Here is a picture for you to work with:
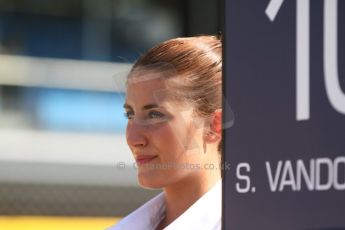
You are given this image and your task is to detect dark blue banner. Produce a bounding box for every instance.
[224,0,345,229]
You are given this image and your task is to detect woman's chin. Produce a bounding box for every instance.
[137,172,164,189]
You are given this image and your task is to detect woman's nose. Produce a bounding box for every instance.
[126,123,148,148]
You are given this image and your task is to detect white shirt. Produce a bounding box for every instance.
[106,180,222,230]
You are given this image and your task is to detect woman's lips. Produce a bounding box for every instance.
[135,155,158,165]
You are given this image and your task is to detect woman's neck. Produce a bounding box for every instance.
[160,170,221,228]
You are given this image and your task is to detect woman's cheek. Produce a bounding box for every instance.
[151,124,175,145]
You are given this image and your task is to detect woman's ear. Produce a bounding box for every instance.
[204,109,222,143]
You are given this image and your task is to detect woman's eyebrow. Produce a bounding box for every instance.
[142,104,159,110]
[123,103,160,111]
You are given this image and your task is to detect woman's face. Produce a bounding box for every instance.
[124,71,207,188]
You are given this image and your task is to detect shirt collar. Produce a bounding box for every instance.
[107,179,222,230]
[108,191,165,230]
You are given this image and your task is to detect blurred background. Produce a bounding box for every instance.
[0,0,222,229]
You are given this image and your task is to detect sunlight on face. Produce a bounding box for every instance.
[124,71,207,189]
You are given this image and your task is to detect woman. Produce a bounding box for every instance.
[108,35,223,230]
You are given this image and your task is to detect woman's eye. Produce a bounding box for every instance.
[148,111,165,119]
[124,111,134,119]
[124,110,166,122]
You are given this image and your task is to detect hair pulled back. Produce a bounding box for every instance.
[130,35,222,152]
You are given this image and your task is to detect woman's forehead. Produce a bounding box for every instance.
[125,82,190,111]
[126,79,171,105]
[126,69,192,109]
[127,76,168,95]
[127,70,162,84]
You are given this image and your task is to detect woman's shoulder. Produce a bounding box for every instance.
[106,192,165,230]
